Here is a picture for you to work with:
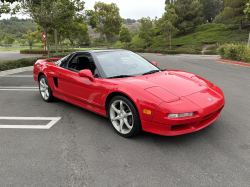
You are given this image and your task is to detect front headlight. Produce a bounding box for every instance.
[168,112,194,118]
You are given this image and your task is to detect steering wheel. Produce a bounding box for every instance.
[126,64,138,73]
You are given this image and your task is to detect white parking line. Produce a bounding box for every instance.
[3,75,33,77]
[0,86,38,91]
[0,87,38,88]
[0,117,61,129]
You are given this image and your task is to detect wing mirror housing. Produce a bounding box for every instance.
[152,61,157,67]
[79,69,94,81]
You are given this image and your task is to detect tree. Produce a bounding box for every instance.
[3,34,14,47]
[119,26,132,49]
[167,0,203,34]
[139,17,155,50]
[0,0,19,17]
[199,0,225,23]
[23,30,36,49]
[21,0,85,57]
[214,0,248,30]
[156,5,178,50]
[94,2,123,49]
[62,18,88,49]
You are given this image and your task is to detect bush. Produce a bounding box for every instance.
[165,50,181,54]
[218,43,250,63]
[20,48,78,54]
[204,50,218,55]
[207,45,218,51]
[0,53,69,72]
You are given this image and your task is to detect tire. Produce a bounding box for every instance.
[39,75,54,102]
[108,95,141,138]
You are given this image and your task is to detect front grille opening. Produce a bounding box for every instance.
[171,124,185,129]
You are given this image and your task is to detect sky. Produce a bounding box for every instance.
[0,0,165,20]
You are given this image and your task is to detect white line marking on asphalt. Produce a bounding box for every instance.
[0,117,61,129]
[3,75,33,77]
[0,87,38,88]
[0,89,38,91]
[0,86,38,91]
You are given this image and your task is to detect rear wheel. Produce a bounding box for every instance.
[39,75,53,102]
[108,96,141,138]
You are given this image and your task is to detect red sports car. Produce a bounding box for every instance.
[33,50,225,137]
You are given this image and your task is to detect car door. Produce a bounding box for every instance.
[57,53,104,114]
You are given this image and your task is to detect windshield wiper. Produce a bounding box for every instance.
[107,75,133,79]
[142,70,160,75]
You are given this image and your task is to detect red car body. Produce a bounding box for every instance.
[33,51,225,136]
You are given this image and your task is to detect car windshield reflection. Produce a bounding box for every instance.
[95,51,160,78]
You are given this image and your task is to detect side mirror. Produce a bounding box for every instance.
[79,69,94,81]
[152,61,157,67]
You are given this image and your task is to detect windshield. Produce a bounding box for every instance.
[95,51,159,78]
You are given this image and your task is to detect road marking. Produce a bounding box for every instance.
[3,75,33,77]
[0,89,38,91]
[0,117,61,129]
[0,86,38,91]
[0,87,38,88]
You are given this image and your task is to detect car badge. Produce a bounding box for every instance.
[207,98,213,101]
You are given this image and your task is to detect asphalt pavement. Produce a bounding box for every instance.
[0,54,250,187]
[0,51,42,62]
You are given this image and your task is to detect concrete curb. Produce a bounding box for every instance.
[0,66,33,77]
[19,53,44,55]
[216,59,250,68]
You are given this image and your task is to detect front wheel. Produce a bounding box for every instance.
[39,75,54,102]
[108,96,141,138]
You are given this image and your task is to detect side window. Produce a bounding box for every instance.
[67,54,101,78]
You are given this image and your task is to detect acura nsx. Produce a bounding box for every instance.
[33,50,225,137]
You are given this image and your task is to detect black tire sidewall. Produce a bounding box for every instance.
[108,95,141,138]
[39,75,53,102]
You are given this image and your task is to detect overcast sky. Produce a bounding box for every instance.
[0,0,165,20]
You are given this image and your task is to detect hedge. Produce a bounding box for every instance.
[218,43,250,63]
[128,48,202,55]
[20,48,78,54]
[0,53,70,72]
[203,50,218,55]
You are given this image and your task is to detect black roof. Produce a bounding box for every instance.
[75,49,128,54]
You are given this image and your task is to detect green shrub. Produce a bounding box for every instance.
[165,50,181,54]
[90,42,107,47]
[207,45,218,51]
[204,50,218,55]
[218,43,250,63]
[20,48,78,54]
[0,53,69,71]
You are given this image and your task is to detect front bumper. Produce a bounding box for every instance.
[141,106,223,136]
[141,87,225,136]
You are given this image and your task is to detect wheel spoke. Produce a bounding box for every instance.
[124,112,132,117]
[124,118,132,130]
[120,101,124,112]
[111,116,121,122]
[40,81,44,87]
[111,104,120,114]
[45,90,49,97]
[40,88,46,92]
[119,119,124,132]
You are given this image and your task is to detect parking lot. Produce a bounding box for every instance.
[0,54,250,187]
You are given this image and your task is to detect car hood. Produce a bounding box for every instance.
[121,71,209,97]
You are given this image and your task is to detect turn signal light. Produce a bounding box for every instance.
[143,109,152,115]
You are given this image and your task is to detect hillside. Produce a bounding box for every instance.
[112,23,250,54]
[0,17,36,39]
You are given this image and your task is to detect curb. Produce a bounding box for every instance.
[0,66,34,77]
[19,53,44,55]
[216,59,250,68]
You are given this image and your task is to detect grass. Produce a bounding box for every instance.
[111,23,250,54]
